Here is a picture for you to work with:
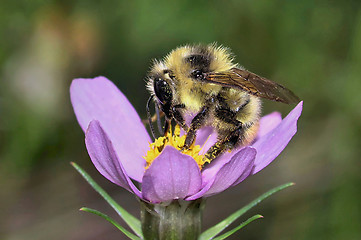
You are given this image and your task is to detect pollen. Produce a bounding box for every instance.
[143,125,205,169]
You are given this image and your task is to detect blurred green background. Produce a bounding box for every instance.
[1,0,360,239]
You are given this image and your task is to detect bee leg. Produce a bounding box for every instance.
[203,141,226,164]
[184,105,211,149]
[204,125,244,164]
[146,95,157,139]
[163,118,171,135]
[172,104,188,131]
[204,108,244,164]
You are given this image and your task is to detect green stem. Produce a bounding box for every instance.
[140,199,205,240]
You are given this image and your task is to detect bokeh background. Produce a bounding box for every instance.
[1,0,360,239]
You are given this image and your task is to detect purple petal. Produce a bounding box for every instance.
[142,146,202,203]
[85,120,141,198]
[257,112,282,138]
[251,101,303,174]
[187,147,256,200]
[200,150,237,187]
[194,127,217,148]
[70,77,150,182]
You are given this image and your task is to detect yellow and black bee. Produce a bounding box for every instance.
[146,44,299,164]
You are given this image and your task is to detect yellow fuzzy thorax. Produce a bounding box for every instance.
[146,44,240,106]
[164,44,239,113]
[164,44,238,72]
[143,125,205,169]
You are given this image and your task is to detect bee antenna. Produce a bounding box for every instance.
[146,95,156,140]
[154,101,163,135]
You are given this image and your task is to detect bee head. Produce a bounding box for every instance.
[146,60,174,119]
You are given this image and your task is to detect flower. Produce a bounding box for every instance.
[70,76,302,203]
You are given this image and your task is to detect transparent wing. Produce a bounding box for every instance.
[205,68,300,104]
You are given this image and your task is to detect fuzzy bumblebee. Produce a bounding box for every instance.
[146,44,299,164]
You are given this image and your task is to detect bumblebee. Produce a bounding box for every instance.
[146,44,299,164]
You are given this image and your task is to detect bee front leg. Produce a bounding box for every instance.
[184,105,211,149]
[172,104,188,131]
[163,118,171,135]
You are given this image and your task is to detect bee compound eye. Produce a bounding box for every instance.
[154,78,172,104]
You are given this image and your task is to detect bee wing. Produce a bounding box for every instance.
[205,68,300,104]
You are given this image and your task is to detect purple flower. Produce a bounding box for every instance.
[70,76,302,203]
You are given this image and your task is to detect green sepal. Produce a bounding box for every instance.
[71,162,142,238]
[80,207,141,240]
[199,182,294,240]
[212,214,263,240]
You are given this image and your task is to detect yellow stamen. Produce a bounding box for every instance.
[143,125,205,169]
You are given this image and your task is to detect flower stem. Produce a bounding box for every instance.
[140,199,205,240]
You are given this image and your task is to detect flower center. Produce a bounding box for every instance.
[143,125,204,169]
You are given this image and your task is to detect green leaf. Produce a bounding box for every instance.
[80,207,141,240]
[199,182,294,240]
[212,215,263,240]
[71,162,142,238]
